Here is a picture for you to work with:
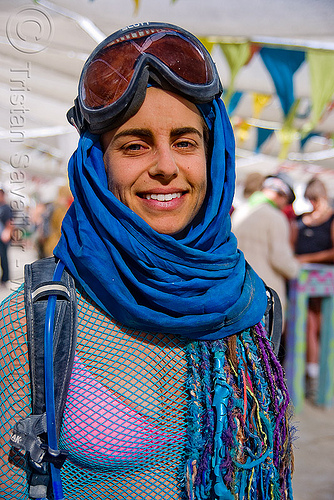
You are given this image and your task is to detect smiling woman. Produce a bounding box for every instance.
[101,88,207,235]
[1,22,294,500]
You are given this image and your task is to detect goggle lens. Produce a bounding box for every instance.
[82,29,214,109]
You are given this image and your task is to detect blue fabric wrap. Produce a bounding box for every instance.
[54,98,267,340]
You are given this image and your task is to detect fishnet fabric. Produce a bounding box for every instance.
[0,286,188,499]
[0,285,30,499]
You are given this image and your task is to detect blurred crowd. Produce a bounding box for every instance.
[29,185,73,260]
[0,185,72,287]
[232,172,334,403]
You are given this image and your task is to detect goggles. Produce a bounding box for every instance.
[67,22,223,134]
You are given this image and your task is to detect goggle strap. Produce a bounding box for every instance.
[67,98,85,134]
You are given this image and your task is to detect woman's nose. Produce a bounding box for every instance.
[148,148,179,180]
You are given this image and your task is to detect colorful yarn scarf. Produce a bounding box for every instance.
[183,323,294,500]
[54,98,267,340]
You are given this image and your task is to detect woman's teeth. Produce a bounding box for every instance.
[144,193,182,201]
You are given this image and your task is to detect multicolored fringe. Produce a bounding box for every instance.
[182,323,294,500]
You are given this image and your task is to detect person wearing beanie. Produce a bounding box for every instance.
[232,172,299,318]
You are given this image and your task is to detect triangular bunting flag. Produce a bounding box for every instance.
[228,91,243,116]
[276,99,300,158]
[302,49,334,135]
[252,93,272,119]
[255,128,274,153]
[220,43,251,105]
[199,37,215,54]
[260,47,305,117]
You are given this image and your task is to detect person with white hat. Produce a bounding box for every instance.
[232,173,299,317]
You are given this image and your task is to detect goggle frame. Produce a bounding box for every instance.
[67,22,223,134]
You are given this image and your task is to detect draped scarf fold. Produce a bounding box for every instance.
[54,98,267,340]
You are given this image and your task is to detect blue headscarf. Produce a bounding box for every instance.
[54,98,267,340]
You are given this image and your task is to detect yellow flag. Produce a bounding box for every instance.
[276,126,299,159]
[219,43,251,105]
[199,37,215,54]
[277,100,300,158]
[302,49,334,136]
[252,93,271,119]
[132,0,140,13]
[235,119,251,144]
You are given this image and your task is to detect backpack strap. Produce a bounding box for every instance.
[264,286,283,356]
[9,257,77,499]
[24,257,78,431]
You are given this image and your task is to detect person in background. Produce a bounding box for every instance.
[32,186,73,259]
[230,172,265,216]
[242,171,265,199]
[42,185,73,258]
[0,189,12,286]
[292,176,334,401]
[232,173,299,318]
[0,23,294,500]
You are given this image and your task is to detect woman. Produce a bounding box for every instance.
[0,23,294,500]
[293,177,334,400]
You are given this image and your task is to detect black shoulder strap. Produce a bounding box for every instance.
[9,257,77,499]
[24,256,78,436]
[264,286,283,356]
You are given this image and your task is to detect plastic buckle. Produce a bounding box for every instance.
[40,444,68,469]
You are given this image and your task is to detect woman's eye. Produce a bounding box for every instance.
[122,142,146,153]
[175,140,193,149]
[126,143,143,151]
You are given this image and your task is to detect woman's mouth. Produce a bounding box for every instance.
[142,192,182,202]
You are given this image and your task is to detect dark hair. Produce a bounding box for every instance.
[304,177,327,201]
[201,117,210,157]
[243,172,265,198]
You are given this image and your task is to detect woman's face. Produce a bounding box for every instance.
[101,87,207,235]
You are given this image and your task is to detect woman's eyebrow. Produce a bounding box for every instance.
[170,127,203,139]
[112,127,203,143]
[113,128,153,141]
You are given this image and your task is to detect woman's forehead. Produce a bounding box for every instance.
[101,87,205,147]
[125,87,202,125]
